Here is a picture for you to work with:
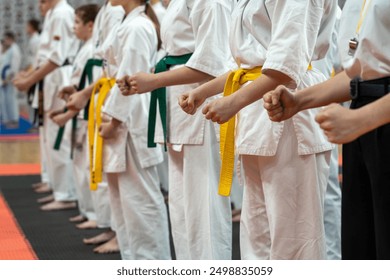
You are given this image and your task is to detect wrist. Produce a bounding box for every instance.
[152,73,161,89]
[82,87,92,98]
[360,106,379,134]
[111,118,122,127]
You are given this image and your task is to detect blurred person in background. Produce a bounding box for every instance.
[0,32,22,129]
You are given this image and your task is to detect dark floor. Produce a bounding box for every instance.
[0,175,240,260]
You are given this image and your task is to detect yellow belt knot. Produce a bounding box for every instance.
[88,77,116,191]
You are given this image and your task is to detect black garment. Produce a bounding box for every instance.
[342,91,390,259]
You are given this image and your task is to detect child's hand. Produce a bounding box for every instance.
[202,95,239,124]
[13,76,34,92]
[59,85,77,101]
[263,85,298,122]
[117,76,132,96]
[52,112,70,127]
[48,108,65,120]
[178,90,206,115]
[67,91,89,111]
[126,72,158,95]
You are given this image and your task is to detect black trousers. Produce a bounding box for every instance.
[342,96,390,259]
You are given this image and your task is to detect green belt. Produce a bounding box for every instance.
[147,53,193,151]
[54,59,103,154]
[81,59,104,120]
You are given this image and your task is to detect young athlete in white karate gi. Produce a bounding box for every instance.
[118,0,234,260]
[0,32,21,128]
[14,0,79,211]
[264,0,390,260]
[50,4,100,229]
[180,0,337,259]
[65,1,125,254]
[98,0,171,260]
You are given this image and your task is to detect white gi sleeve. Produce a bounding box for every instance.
[46,14,74,66]
[103,22,156,124]
[186,0,233,77]
[262,0,326,86]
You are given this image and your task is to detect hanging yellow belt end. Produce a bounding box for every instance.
[90,183,98,191]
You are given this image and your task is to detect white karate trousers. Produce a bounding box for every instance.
[72,123,96,221]
[324,147,341,259]
[107,139,171,260]
[90,179,112,228]
[240,120,330,260]
[168,121,232,260]
[43,112,77,201]
[39,126,50,184]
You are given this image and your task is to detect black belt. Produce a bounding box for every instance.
[28,80,44,127]
[350,76,390,100]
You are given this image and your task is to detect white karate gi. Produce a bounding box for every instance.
[69,39,96,221]
[102,5,170,260]
[0,43,21,123]
[35,0,79,202]
[27,32,40,70]
[155,0,234,260]
[26,32,50,186]
[152,1,166,24]
[152,0,169,193]
[230,0,336,260]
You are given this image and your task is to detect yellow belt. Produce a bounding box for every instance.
[88,77,116,191]
[218,64,313,196]
[218,67,262,196]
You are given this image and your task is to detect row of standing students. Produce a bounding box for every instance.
[16,0,386,260]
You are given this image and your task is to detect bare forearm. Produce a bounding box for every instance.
[65,109,79,118]
[233,70,292,109]
[154,66,214,88]
[297,71,351,111]
[29,61,59,83]
[82,84,94,98]
[192,71,231,99]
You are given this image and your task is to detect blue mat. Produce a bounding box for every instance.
[0,117,33,135]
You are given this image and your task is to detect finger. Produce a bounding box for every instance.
[315,109,328,124]
[263,101,279,110]
[323,130,338,144]
[179,94,188,103]
[187,96,195,110]
[131,87,138,94]
[217,118,227,124]
[272,89,282,106]
[267,106,283,117]
[318,120,333,131]
[189,107,197,115]
[178,95,186,106]
[269,112,284,122]
[263,93,272,104]
[180,100,188,109]
[205,111,215,120]
[211,116,219,123]
[202,104,210,115]
[126,75,133,84]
